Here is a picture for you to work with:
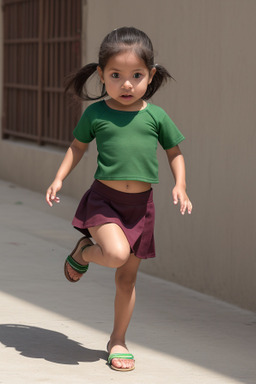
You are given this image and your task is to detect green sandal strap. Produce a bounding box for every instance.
[66,254,89,274]
[108,353,134,364]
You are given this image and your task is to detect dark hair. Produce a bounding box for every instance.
[65,27,173,100]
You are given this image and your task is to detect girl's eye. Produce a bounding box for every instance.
[111,73,119,79]
[134,73,142,79]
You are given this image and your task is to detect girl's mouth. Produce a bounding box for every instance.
[121,94,133,99]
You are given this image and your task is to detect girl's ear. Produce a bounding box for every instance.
[148,67,157,84]
[97,66,104,83]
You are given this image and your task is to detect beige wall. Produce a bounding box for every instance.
[1,0,256,311]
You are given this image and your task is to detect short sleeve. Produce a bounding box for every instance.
[73,106,95,143]
[158,111,185,150]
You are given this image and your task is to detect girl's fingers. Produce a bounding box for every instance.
[46,192,53,206]
[181,199,192,215]
[172,188,192,215]
[46,180,62,207]
[46,188,60,206]
[188,201,193,214]
[46,196,52,207]
[172,191,178,205]
[176,196,193,215]
[180,198,187,215]
[174,192,186,214]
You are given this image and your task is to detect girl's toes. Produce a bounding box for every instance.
[112,358,134,370]
[123,359,134,370]
[121,359,128,369]
[66,263,83,281]
[127,359,135,370]
[112,358,122,369]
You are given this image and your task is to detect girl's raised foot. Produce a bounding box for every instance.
[64,237,93,282]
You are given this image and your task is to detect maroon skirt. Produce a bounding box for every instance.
[72,180,155,259]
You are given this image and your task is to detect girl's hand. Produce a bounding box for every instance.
[46,179,62,207]
[45,139,88,207]
[172,185,192,215]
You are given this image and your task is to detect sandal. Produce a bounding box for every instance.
[108,353,135,372]
[64,237,92,282]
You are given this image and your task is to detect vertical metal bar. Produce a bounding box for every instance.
[49,0,53,141]
[2,4,7,136]
[54,1,59,141]
[67,0,71,37]
[54,0,58,39]
[37,0,44,144]
[59,2,64,140]
[42,0,48,141]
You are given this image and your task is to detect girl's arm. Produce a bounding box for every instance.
[166,145,192,215]
[46,139,88,207]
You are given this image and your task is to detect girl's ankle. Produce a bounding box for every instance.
[109,336,126,347]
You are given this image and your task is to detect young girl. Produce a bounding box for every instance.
[46,27,192,372]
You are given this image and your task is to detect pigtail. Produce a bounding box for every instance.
[143,64,174,100]
[65,63,107,101]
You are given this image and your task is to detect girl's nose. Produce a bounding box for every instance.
[122,80,133,89]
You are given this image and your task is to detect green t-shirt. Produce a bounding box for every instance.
[73,100,185,184]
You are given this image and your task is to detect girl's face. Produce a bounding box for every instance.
[97,50,156,111]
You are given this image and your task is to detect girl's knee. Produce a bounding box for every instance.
[104,244,130,268]
[115,271,137,293]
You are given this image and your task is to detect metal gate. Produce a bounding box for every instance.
[2,0,82,147]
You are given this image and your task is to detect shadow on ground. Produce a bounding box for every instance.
[0,324,107,365]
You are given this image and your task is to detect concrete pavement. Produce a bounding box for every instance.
[0,179,256,384]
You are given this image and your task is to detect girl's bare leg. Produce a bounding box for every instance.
[66,223,131,280]
[108,253,141,370]
[66,225,140,370]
